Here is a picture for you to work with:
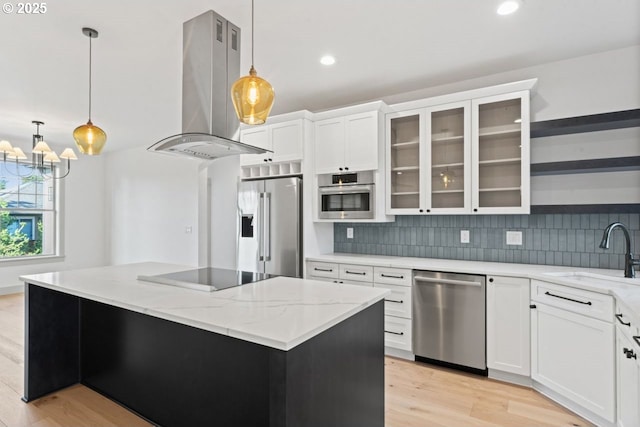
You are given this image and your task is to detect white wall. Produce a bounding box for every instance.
[383,45,640,120]
[0,150,107,292]
[104,146,199,266]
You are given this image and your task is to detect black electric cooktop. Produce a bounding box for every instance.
[137,268,275,292]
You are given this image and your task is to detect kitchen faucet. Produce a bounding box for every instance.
[599,222,640,278]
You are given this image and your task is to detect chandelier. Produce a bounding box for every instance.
[0,121,78,180]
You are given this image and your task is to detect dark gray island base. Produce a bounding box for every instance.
[23,283,385,427]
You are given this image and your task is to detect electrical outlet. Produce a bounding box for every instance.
[347,227,354,239]
[506,231,523,245]
[460,230,470,244]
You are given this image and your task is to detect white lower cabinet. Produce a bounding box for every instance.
[615,300,640,427]
[616,330,640,427]
[373,267,413,357]
[382,315,412,352]
[486,275,530,377]
[531,280,615,425]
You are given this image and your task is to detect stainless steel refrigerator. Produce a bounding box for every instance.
[237,177,302,277]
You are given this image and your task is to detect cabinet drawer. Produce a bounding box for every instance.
[375,283,411,318]
[339,264,374,283]
[531,280,613,322]
[374,267,412,287]
[384,316,412,352]
[307,262,339,279]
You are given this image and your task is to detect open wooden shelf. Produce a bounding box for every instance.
[530,108,640,138]
[531,204,640,214]
[531,156,640,176]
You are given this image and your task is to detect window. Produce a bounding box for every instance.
[0,163,57,259]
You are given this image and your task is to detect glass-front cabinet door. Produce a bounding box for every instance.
[427,101,471,213]
[386,110,425,214]
[472,91,530,214]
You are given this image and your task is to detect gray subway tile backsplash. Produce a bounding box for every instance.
[334,213,640,270]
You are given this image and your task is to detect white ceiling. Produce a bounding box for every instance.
[1,0,638,152]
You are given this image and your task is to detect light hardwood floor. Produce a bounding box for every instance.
[0,293,592,427]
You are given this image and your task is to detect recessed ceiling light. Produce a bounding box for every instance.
[320,55,336,66]
[497,0,520,15]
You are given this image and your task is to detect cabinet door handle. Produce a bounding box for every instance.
[634,336,640,347]
[384,299,404,304]
[615,313,631,326]
[381,273,404,279]
[384,330,404,336]
[624,348,637,359]
[544,291,592,306]
[314,267,333,272]
[345,270,366,275]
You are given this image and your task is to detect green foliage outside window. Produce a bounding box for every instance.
[0,179,43,257]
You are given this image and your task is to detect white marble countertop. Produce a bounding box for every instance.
[307,253,640,325]
[19,262,389,351]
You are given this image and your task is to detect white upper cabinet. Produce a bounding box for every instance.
[472,91,530,214]
[386,109,425,214]
[344,112,379,172]
[239,112,310,167]
[314,117,345,173]
[386,82,533,215]
[315,109,381,174]
[428,101,472,214]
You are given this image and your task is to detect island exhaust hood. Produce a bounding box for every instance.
[148,10,269,160]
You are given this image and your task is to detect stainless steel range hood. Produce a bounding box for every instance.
[148,10,269,160]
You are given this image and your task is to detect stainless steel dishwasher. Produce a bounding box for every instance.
[412,270,487,374]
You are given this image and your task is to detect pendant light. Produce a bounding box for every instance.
[73,27,107,155]
[231,0,275,125]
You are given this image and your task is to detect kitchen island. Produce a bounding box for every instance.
[20,263,388,427]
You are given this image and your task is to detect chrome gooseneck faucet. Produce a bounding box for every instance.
[599,222,640,278]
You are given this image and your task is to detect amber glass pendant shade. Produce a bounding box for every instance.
[231,66,275,125]
[73,120,107,155]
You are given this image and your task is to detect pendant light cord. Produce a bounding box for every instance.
[88,33,92,121]
[251,0,254,67]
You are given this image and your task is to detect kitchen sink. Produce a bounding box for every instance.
[543,271,640,288]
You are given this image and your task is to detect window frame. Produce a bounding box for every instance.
[0,161,64,263]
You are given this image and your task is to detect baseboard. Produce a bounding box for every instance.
[385,347,414,361]
[533,381,615,427]
[488,369,532,387]
[0,284,23,296]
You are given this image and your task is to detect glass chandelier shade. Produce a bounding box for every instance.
[73,120,107,155]
[230,0,275,125]
[231,66,275,125]
[73,27,107,155]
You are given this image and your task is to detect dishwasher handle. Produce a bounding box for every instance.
[414,275,483,287]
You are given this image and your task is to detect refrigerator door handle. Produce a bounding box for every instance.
[264,192,271,262]
[258,193,265,261]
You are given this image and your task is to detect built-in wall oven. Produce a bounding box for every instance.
[318,172,374,220]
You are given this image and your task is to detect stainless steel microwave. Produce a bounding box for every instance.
[318,172,375,220]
